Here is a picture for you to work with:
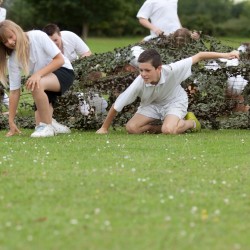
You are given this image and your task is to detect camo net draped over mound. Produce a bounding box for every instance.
[1,34,250,130]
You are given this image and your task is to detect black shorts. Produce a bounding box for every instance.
[34,67,75,109]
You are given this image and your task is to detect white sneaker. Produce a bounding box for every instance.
[31,123,55,138]
[52,118,71,134]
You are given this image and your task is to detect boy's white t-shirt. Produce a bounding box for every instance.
[8,30,73,91]
[61,31,90,62]
[114,57,192,112]
[137,0,181,38]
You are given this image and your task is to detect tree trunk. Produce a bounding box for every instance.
[81,22,89,40]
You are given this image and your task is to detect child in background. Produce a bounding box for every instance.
[43,23,92,62]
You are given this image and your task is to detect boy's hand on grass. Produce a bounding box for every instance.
[96,127,108,134]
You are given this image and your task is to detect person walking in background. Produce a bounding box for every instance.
[137,0,182,42]
[43,23,92,62]
[96,48,239,135]
[0,20,75,137]
[0,0,6,22]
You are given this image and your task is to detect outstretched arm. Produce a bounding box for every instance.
[192,50,239,65]
[96,105,118,134]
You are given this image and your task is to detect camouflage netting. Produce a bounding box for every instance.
[1,33,250,130]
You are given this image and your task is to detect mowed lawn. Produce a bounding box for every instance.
[0,129,250,250]
[86,36,250,53]
[0,36,250,250]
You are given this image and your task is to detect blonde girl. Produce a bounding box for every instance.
[0,20,75,137]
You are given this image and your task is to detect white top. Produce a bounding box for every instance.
[0,7,6,22]
[129,46,145,68]
[8,30,73,91]
[137,0,181,39]
[114,57,192,112]
[2,93,9,107]
[227,75,248,94]
[61,31,90,62]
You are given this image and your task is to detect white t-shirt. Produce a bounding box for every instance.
[114,57,192,112]
[8,30,73,91]
[137,0,181,40]
[0,7,6,22]
[61,31,90,62]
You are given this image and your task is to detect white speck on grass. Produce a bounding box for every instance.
[104,220,111,226]
[131,168,136,172]
[164,216,171,222]
[5,221,12,227]
[180,230,187,237]
[70,219,78,225]
[214,209,220,215]
[84,214,90,219]
[16,225,22,231]
[168,195,174,200]
[224,198,229,204]
[27,235,33,241]
[233,243,241,250]
[95,208,101,214]
[211,179,217,184]
[191,206,198,214]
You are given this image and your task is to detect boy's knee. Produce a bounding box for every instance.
[162,119,186,134]
[161,124,178,134]
[126,122,139,134]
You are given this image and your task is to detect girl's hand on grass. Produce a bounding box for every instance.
[96,127,108,134]
[6,123,21,137]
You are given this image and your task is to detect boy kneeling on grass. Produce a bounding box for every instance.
[96,48,239,135]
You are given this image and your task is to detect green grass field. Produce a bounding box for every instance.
[1,36,250,250]
[86,36,250,54]
[0,129,249,250]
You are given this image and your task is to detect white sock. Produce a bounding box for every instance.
[193,121,196,128]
